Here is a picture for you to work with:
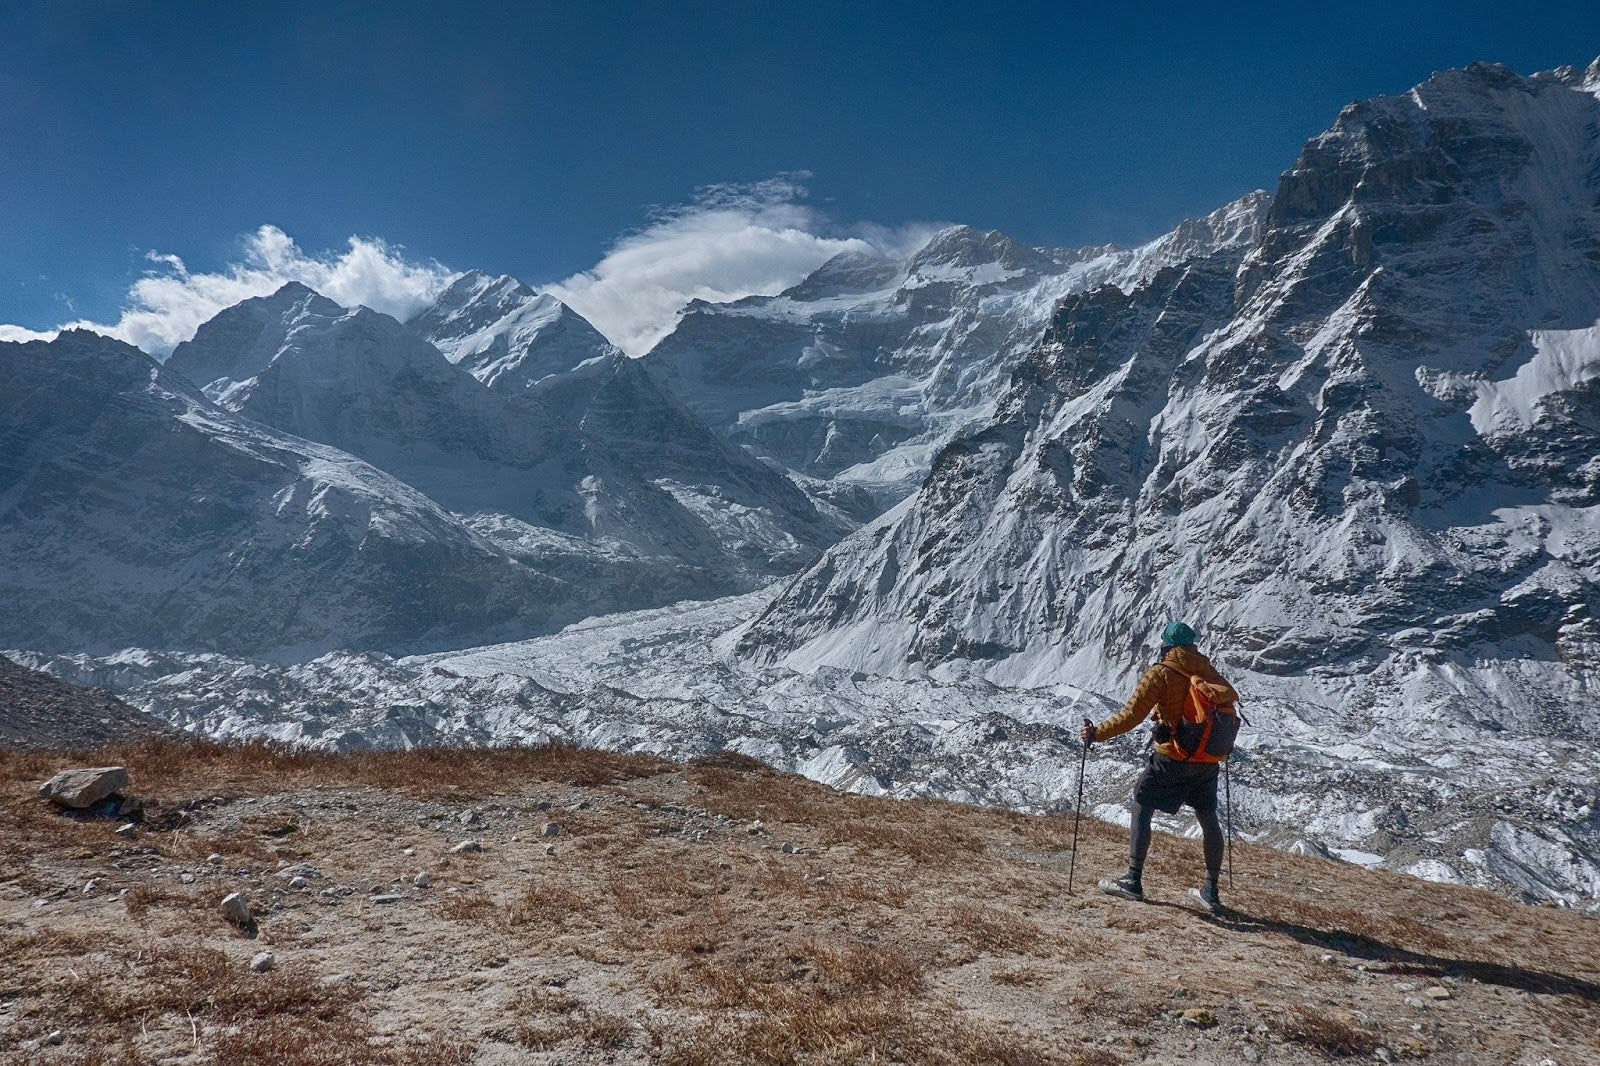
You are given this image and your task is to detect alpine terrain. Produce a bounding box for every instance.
[4,58,1600,916]
[738,59,1600,906]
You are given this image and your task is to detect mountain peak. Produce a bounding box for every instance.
[409,270,613,389]
[163,282,344,388]
[780,247,905,301]
[907,225,1056,276]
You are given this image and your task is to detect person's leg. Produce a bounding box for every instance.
[1129,800,1156,873]
[1196,805,1224,887]
[1102,798,1156,899]
[1183,766,1225,912]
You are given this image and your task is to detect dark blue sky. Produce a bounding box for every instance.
[3,0,1598,330]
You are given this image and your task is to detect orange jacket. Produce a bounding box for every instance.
[1093,645,1237,759]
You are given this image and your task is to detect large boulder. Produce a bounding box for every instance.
[38,766,129,809]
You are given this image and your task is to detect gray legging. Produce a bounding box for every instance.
[1130,801,1224,878]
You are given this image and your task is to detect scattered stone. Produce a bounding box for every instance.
[540,822,561,839]
[113,823,137,837]
[320,888,339,898]
[413,872,430,888]
[220,892,251,926]
[459,810,482,828]
[206,854,223,865]
[38,766,129,809]
[371,894,404,905]
[1242,1046,1261,1063]
[1423,985,1452,1000]
[1179,1008,1217,1029]
[451,840,482,854]
[1404,996,1426,1009]
[249,951,275,973]
[1375,1047,1396,1064]
[543,844,556,856]
[402,847,415,856]
[747,820,764,835]
[289,876,309,890]
[780,841,795,854]
[82,878,100,895]
[180,873,195,885]
[536,800,551,811]
[43,1030,63,1046]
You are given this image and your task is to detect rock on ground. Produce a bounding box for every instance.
[37,766,129,810]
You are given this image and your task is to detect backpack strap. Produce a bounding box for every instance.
[1154,662,1198,761]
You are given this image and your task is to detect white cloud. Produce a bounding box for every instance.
[549,175,910,356]
[1,227,457,357]
[0,324,58,343]
[3,178,936,360]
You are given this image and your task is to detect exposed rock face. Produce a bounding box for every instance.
[742,61,1600,699]
[38,766,129,809]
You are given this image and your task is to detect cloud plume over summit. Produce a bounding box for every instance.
[0,227,457,357]
[549,176,907,355]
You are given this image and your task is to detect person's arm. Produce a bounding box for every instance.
[1090,666,1165,743]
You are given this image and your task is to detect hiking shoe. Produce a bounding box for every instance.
[1098,874,1144,901]
[1187,883,1222,915]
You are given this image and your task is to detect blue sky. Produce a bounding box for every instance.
[3,1,1597,351]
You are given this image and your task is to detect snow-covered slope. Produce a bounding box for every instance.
[643,195,1269,503]
[408,270,616,391]
[168,283,519,518]
[165,282,844,598]
[0,331,579,656]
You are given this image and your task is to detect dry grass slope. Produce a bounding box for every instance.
[1,739,1596,1064]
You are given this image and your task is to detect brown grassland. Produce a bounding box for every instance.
[1,739,1595,1064]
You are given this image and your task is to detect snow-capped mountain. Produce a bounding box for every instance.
[408,269,617,391]
[167,283,518,516]
[730,59,1600,902]
[164,282,844,594]
[643,194,1269,502]
[0,331,579,656]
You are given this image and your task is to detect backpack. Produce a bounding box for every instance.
[1159,664,1242,763]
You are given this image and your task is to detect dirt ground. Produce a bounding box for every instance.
[1,741,1595,1065]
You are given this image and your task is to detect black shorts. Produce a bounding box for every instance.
[1132,753,1219,815]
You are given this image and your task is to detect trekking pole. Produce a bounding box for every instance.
[1067,718,1090,894]
[1223,757,1235,890]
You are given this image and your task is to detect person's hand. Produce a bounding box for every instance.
[1080,719,1096,747]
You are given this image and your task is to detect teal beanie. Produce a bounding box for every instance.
[1161,621,1197,648]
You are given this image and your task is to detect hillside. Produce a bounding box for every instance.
[2,740,1594,1065]
[0,655,173,751]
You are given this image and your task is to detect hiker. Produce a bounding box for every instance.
[1079,621,1237,912]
